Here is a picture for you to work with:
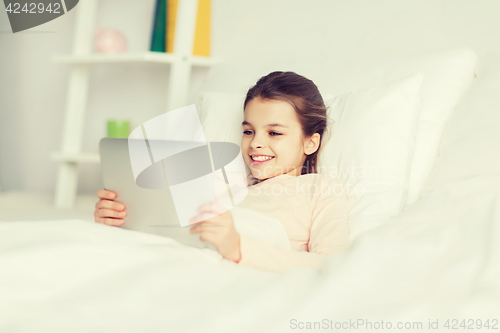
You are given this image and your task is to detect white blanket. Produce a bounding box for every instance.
[1,176,499,332]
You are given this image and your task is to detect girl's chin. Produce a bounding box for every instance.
[249,169,275,180]
[249,166,298,179]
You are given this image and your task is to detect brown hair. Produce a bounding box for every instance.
[243,71,330,178]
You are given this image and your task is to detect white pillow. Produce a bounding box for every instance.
[195,91,250,178]
[403,48,478,205]
[195,91,245,145]
[317,47,477,206]
[319,72,424,241]
[421,54,500,195]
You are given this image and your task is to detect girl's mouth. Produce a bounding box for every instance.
[250,155,275,165]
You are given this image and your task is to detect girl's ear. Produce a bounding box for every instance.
[304,133,320,155]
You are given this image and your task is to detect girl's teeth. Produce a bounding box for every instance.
[252,156,273,161]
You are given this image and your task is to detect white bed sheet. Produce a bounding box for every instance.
[1,173,499,333]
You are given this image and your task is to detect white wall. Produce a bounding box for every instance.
[1,0,499,195]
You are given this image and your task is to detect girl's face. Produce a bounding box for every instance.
[241,97,320,181]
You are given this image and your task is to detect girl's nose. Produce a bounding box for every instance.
[250,138,264,149]
[249,132,266,150]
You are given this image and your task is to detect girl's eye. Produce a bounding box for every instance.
[243,130,253,135]
[269,132,282,136]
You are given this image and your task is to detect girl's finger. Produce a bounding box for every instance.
[98,208,127,219]
[189,212,222,224]
[97,189,116,200]
[95,217,124,226]
[96,199,125,211]
[191,221,223,230]
[197,201,224,214]
[191,220,219,227]
[190,223,222,233]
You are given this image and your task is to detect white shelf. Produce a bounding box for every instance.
[51,152,100,163]
[53,52,218,67]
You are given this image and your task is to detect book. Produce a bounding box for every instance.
[166,0,178,54]
[150,0,167,52]
[166,0,210,56]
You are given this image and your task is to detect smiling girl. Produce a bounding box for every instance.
[95,71,350,274]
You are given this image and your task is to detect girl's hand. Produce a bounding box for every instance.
[94,189,127,226]
[189,201,241,263]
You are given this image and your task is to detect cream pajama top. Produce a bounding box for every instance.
[233,173,350,274]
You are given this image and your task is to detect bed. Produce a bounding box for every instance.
[1,47,499,332]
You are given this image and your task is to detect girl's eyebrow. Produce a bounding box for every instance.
[241,120,288,128]
[266,123,288,128]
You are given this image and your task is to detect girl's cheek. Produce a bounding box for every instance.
[243,155,252,167]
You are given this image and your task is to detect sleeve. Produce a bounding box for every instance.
[308,177,350,255]
[235,177,350,274]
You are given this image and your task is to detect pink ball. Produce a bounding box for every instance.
[94,28,127,54]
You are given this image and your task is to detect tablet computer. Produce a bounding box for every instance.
[99,137,217,250]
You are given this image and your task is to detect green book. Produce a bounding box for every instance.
[150,0,166,52]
